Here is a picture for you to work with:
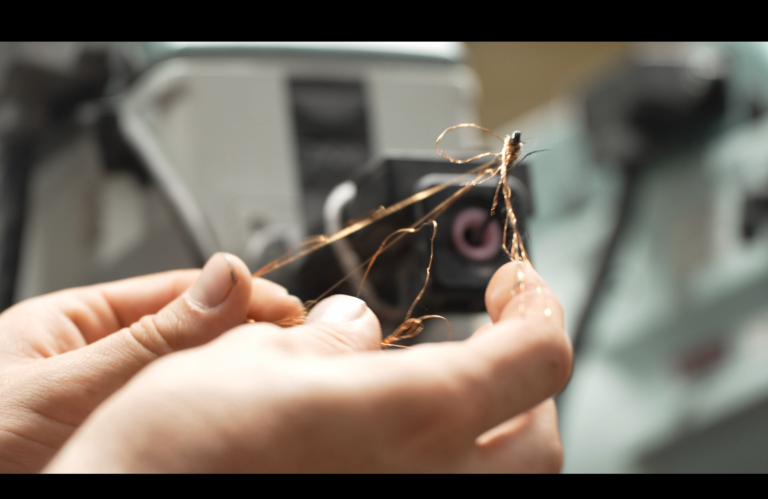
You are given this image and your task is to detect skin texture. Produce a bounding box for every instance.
[0,253,303,473]
[44,260,572,473]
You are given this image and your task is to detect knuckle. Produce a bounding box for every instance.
[423,359,492,436]
[128,313,175,358]
[431,378,475,428]
[386,358,481,449]
[308,323,357,352]
[390,399,470,467]
[451,366,493,424]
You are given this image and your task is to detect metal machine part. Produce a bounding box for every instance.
[412,171,531,293]
[342,154,532,318]
[6,43,482,306]
[291,79,369,235]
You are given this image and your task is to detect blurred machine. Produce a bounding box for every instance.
[8,42,768,473]
[340,154,531,321]
[0,43,489,324]
[498,42,768,472]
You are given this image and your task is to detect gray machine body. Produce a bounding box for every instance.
[13,42,482,301]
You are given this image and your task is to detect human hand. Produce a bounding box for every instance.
[46,261,572,473]
[0,253,302,473]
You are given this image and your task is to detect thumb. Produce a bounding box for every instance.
[217,294,382,356]
[125,252,253,353]
[38,253,253,422]
[298,294,382,353]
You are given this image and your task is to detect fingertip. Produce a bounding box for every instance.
[485,262,562,327]
[224,253,254,294]
[300,295,382,352]
[156,252,253,349]
[305,295,367,324]
[486,262,536,321]
[187,253,252,310]
[215,252,254,306]
[248,278,305,324]
[221,253,254,317]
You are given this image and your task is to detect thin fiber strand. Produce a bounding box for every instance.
[254,124,533,346]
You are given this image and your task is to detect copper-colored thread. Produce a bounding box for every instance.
[254,124,534,345]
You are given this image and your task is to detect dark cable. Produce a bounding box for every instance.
[555,165,639,416]
[571,166,640,355]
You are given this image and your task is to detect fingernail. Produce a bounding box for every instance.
[189,253,237,308]
[305,295,367,324]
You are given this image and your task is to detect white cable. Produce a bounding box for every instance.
[323,181,360,279]
[323,180,402,323]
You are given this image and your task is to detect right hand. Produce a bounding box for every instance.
[46,262,572,473]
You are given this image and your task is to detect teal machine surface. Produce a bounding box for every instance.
[499,42,768,472]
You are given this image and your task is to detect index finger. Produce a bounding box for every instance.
[96,272,302,329]
[485,261,564,326]
[42,271,301,345]
[463,262,569,435]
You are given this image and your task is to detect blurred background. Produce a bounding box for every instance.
[2,42,768,472]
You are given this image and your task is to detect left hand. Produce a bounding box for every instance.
[0,253,302,473]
